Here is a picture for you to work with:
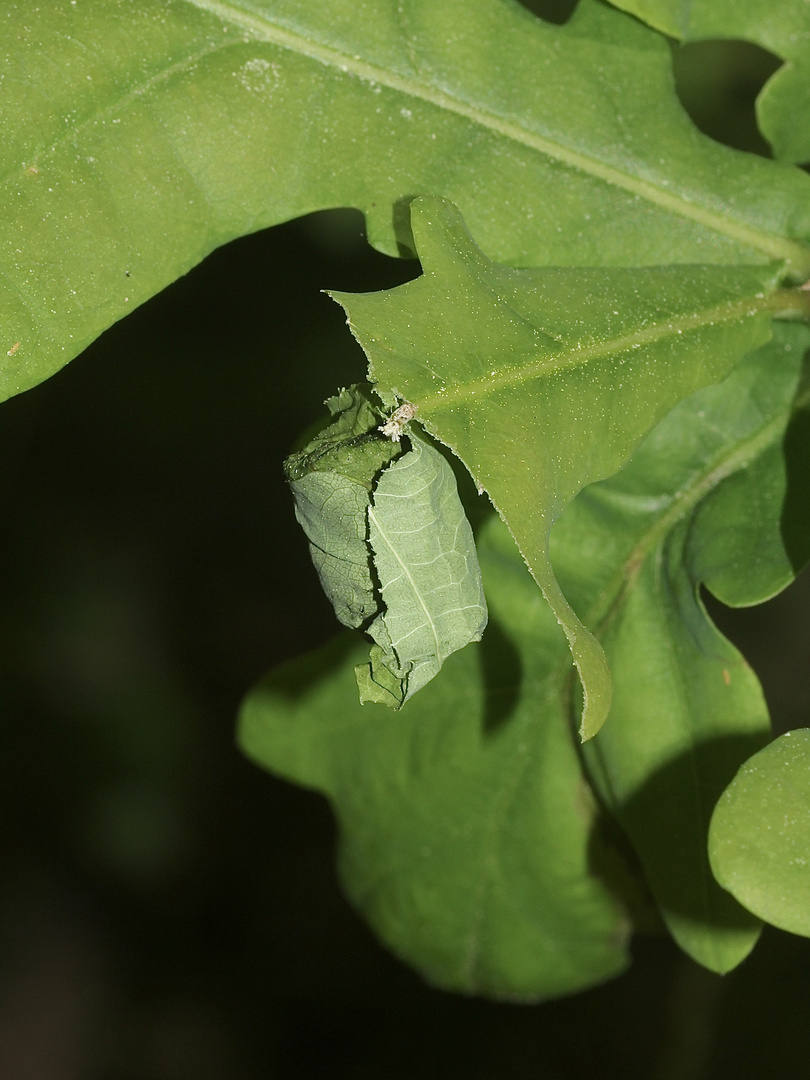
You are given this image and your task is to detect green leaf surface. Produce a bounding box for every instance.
[285,385,401,629]
[709,729,810,938]
[336,196,786,738]
[286,385,487,706]
[243,325,810,986]
[360,430,488,706]
[238,513,630,1001]
[554,323,810,971]
[5,0,810,402]
[605,0,810,162]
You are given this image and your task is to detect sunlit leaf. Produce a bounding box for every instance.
[336,195,786,737]
[360,430,488,706]
[244,319,810,990]
[556,323,810,971]
[605,0,810,163]
[285,385,400,629]
[709,729,810,938]
[286,385,486,706]
[4,0,810,401]
[9,0,810,1001]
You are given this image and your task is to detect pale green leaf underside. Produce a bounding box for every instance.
[238,513,629,1001]
[336,196,783,737]
[709,729,810,938]
[3,0,810,402]
[286,386,486,707]
[286,385,401,630]
[361,431,488,706]
[561,323,810,971]
[606,0,810,162]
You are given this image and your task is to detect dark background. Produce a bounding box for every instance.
[0,8,808,1077]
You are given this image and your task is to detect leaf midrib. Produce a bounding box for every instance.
[183,0,807,270]
[368,503,443,663]
[415,290,774,413]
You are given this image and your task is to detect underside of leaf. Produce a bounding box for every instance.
[605,0,810,162]
[359,430,488,706]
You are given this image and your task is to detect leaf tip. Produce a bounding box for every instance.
[575,652,613,742]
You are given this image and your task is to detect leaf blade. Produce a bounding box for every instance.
[336,195,784,736]
[557,323,810,970]
[4,0,810,399]
[285,385,400,630]
[605,0,810,162]
[709,729,810,938]
[238,513,630,1000]
[361,431,488,704]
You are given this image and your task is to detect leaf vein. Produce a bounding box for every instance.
[183,0,807,266]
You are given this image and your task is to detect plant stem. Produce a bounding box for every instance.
[652,956,725,1080]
